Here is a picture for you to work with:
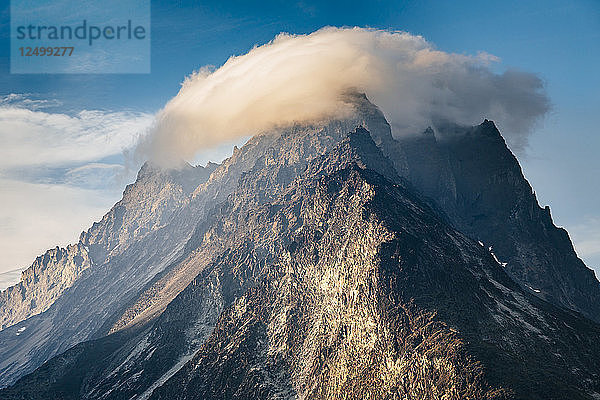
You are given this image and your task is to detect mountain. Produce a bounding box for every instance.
[0,162,217,384]
[0,114,365,386]
[1,95,599,398]
[0,163,215,329]
[396,121,600,322]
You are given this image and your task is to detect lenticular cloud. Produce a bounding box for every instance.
[137,27,549,166]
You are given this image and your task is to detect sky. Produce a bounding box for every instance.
[0,0,598,285]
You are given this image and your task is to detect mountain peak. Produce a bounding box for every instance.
[422,126,436,139]
[476,118,502,139]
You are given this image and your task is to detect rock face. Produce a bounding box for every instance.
[396,121,600,322]
[1,95,599,399]
[0,244,92,330]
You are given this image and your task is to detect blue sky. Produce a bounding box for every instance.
[0,0,598,281]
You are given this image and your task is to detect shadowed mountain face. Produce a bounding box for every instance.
[396,121,600,322]
[1,96,599,399]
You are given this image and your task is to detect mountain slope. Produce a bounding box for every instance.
[3,129,600,400]
[0,163,217,386]
[0,163,214,332]
[0,105,384,387]
[397,121,600,321]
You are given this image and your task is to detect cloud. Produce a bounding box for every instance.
[63,163,126,189]
[136,26,550,166]
[0,93,63,110]
[0,105,153,169]
[0,269,24,292]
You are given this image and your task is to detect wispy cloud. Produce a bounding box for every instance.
[0,103,153,169]
[1,93,63,110]
[0,269,23,292]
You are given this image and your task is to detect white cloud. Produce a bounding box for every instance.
[63,163,126,189]
[0,93,62,110]
[0,105,153,169]
[136,27,550,166]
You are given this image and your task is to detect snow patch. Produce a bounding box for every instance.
[488,247,508,267]
[527,285,541,293]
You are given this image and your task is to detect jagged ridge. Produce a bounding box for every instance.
[3,129,600,400]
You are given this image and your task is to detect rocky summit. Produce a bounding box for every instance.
[1,96,599,399]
